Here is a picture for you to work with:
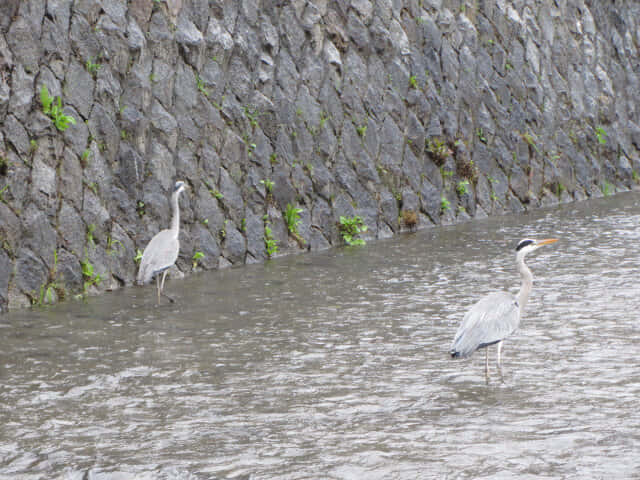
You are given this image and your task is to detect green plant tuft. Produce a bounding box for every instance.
[426,138,452,166]
[204,179,224,199]
[440,167,454,179]
[136,201,146,217]
[192,251,205,269]
[37,250,66,306]
[81,148,91,165]
[456,179,470,196]
[521,132,542,155]
[40,85,76,132]
[476,128,487,144]
[319,111,330,129]
[264,224,278,258]
[260,178,274,194]
[196,75,209,97]
[78,256,101,299]
[86,58,101,77]
[244,106,259,128]
[339,215,368,246]
[106,236,123,255]
[284,203,303,235]
[87,224,96,247]
[441,196,451,212]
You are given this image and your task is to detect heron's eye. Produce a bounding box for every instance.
[515,239,534,251]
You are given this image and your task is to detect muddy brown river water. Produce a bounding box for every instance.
[2,192,640,479]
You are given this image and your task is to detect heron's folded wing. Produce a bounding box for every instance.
[451,292,519,357]
[137,230,179,284]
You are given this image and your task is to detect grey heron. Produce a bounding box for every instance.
[450,238,558,382]
[137,180,187,303]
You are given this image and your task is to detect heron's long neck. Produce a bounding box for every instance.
[516,253,533,315]
[169,191,181,235]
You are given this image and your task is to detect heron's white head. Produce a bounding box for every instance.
[516,238,558,257]
[173,180,187,195]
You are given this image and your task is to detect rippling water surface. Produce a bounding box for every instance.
[2,193,640,479]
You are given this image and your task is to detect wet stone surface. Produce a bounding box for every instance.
[1,1,640,311]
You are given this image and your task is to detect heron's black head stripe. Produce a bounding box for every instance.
[173,181,184,192]
[516,239,534,251]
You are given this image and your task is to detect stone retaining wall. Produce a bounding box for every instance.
[1,0,639,311]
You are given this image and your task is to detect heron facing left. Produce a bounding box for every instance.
[137,180,188,303]
[450,238,558,382]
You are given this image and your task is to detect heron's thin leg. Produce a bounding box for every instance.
[497,341,504,383]
[160,271,175,303]
[156,275,161,304]
[485,348,490,384]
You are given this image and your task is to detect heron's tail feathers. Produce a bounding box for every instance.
[450,349,471,359]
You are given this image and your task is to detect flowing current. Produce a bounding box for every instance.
[2,192,640,479]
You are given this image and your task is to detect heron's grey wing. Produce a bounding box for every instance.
[137,229,180,284]
[450,291,519,358]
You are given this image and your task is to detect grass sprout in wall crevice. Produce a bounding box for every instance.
[339,215,368,246]
[192,251,204,270]
[40,85,76,132]
[456,180,470,196]
[441,196,451,212]
[284,203,303,235]
[37,250,66,306]
[426,137,452,166]
[260,179,274,195]
[76,255,101,300]
[264,223,278,258]
[284,203,306,247]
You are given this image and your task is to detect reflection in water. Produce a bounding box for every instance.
[2,193,640,478]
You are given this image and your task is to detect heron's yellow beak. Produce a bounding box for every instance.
[536,238,558,246]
